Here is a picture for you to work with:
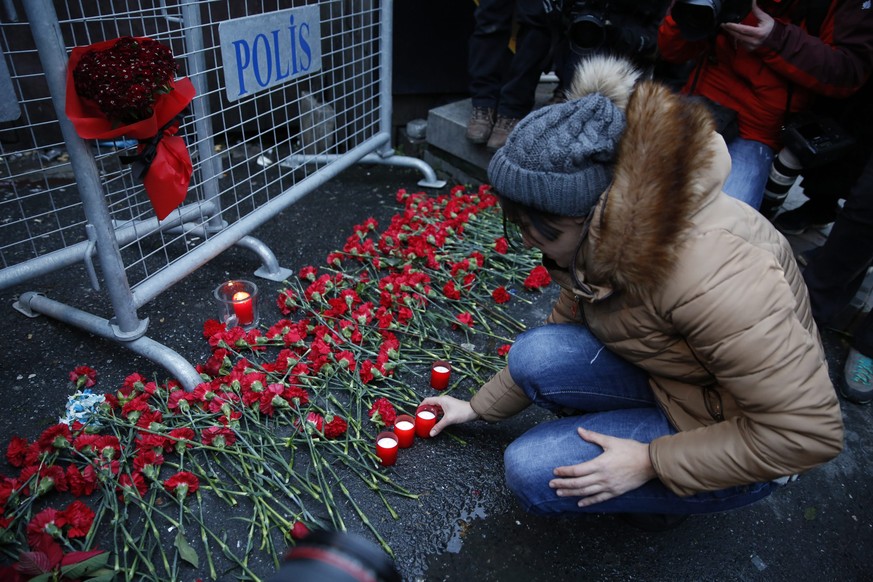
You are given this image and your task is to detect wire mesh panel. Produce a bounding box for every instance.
[0,0,389,300]
[0,0,435,388]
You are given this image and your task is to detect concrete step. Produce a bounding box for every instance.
[425,79,559,180]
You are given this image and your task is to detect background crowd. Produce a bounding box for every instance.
[464,0,873,405]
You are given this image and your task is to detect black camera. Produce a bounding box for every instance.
[268,530,401,582]
[567,1,610,52]
[781,112,857,168]
[671,0,753,40]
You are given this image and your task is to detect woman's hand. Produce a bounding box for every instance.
[549,427,657,507]
[721,1,774,51]
[419,395,479,437]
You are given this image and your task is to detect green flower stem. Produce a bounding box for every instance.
[337,480,394,558]
[146,498,262,580]
[195,491,218,580]
[230,431,321,505]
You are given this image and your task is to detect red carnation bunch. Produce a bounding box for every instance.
[73,36,177,125]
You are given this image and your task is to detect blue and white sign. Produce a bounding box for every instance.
[218,6,322,102]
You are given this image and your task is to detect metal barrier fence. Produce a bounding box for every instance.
[0,0,444,389]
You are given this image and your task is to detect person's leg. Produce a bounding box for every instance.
[803,151,873,326]
[504,410,773,515]
[467,0,514,143]
[507,324,655,414]
[485,0,559,149]
[722,138,775,209]
[494,1,556,119]
[468,0,514,109]
[774,151,863,234]
[504,324,773,515]
[805,151,873,403]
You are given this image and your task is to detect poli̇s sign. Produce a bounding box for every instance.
[218,6,322,102]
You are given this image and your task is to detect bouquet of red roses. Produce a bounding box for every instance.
[65,36,196,220]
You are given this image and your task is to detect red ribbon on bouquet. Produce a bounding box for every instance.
[65,36,196,220]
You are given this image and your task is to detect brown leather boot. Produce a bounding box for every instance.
[465,106,495,144]
[486,115,520,151]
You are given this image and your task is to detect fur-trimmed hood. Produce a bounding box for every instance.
[567,59,731,299]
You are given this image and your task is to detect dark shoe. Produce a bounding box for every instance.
[465,106,495,144]
[618,512,689,532]
[842,348,873,404]
[773,201,836,235]
[486,115,520,151]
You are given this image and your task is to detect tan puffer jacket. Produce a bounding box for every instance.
[470,78,844,497]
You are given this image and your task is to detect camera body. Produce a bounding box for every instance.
[567,0,611,52]
[671,0,753,40]
[781,112,857,168]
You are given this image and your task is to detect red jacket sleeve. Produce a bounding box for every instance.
[759,1,873,98]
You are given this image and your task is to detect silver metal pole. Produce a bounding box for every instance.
[18,292,202,391]
[23,0,144,337]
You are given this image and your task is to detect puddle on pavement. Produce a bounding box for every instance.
[444,497,488,554]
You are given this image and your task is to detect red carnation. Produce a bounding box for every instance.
[66,464,97,497]
[368,397,396,429]
[454,312,475,328]
[6,436,30,467]
[498,344,512,357]
[491,286,511,304]
[324,416,348,439]
[163,471,199,500]
[523,265,552,289]
[494,236,509,254]
[26,508,66,555]
[203,318,226,339]
[62,500,96,538]
[201,426,236,448]
[69,365,97,389]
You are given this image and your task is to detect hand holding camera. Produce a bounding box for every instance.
[671,0,753,40]
[721,2,774,50]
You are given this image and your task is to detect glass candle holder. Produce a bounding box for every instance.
[214,279,259,329]
[375,431,399,466]
[415,404,440,439]
[393,414,415,448]
[430,360,452,390]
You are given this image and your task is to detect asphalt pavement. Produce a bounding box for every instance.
[1,161,871,581]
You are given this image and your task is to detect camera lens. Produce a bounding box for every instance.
[569,13,607,52]
[761,148,803,218]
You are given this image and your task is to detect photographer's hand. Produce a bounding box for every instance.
[721,1,774,51]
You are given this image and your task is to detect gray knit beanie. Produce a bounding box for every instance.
[487,84,627,217]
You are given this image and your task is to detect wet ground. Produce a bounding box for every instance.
[1,161,871,581]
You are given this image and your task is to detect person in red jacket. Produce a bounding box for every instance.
[657,0,873,210]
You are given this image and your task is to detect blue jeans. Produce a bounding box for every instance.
[722,138,775,210]
[503,324,774,515]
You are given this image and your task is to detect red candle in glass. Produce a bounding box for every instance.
[394,414,415,448]
[375,431,399,466]
[415,405,439,438]
[232,291,255,325]
[430,361,452,390]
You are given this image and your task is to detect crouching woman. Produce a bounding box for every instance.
[421,55,843,523]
